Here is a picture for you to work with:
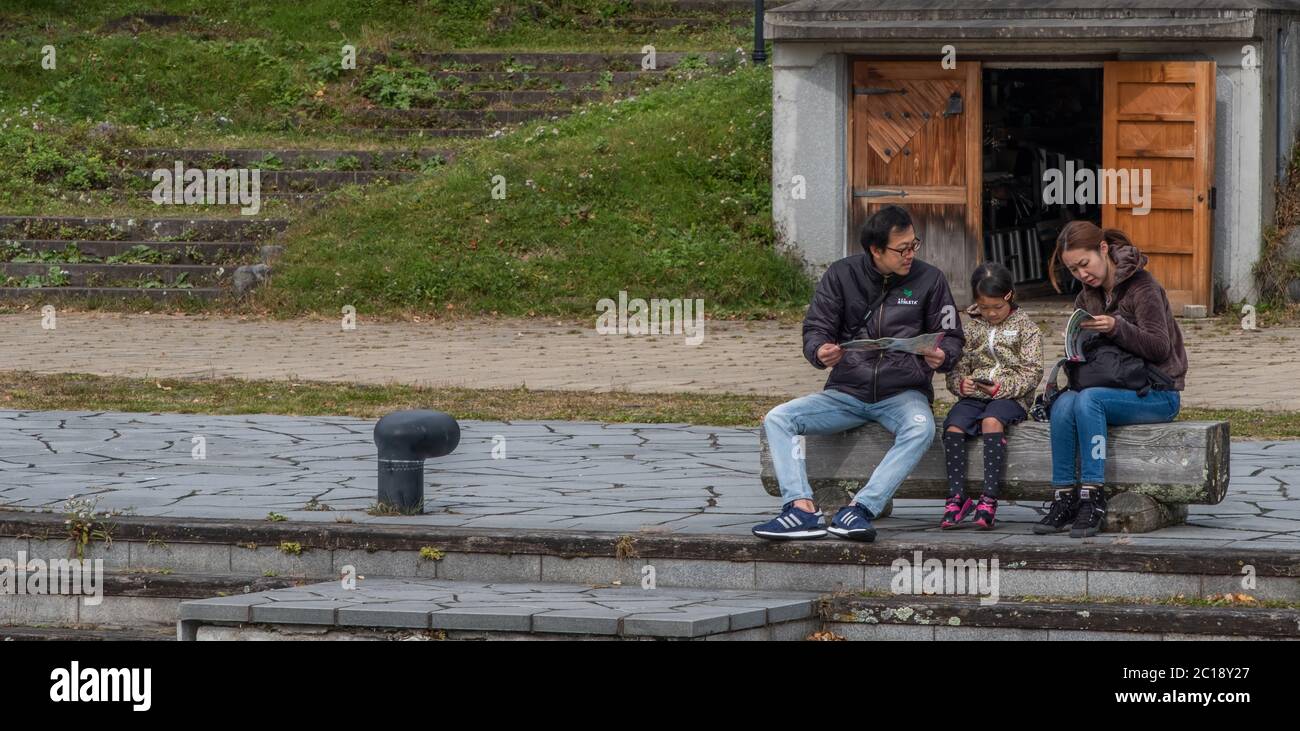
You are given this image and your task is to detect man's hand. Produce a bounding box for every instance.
[1079,314,1117,334]
[923,347,946,370]
[957,378,975,397]
[817,342,844,368]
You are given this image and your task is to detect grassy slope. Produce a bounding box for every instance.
[256,64,812,319]
[0,3,805,323]
[0,0,748,135]
[0,1,749,208]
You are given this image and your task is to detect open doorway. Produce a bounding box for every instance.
[981,66,1103,301]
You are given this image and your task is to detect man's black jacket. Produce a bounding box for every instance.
[802,255,965,404]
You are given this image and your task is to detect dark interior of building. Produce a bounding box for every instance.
[982,67,1103,298]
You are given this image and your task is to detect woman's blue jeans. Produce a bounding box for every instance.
[1050,387,1180,486]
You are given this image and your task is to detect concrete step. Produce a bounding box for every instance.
[178,578,821,641]
[0,625,174,641]
[354,107,559,128]
[1,239,263,265]
[823,594,1300,641]
[0,262,228,287]
[119,148,452,170]
[630,0,794,10]
[422,70,662,88]
[597,15,749,30]
[338,127,491,139]
[413,89,610,108]
[0,216,288,242]
[58,189,328,207]
[0,286,224,301]
[1,569,314,634]
[399,51,727,72]
[127,168,417,191]
[4,512,1298,603]
[5,511,1298,641]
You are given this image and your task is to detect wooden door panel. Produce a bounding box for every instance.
[1103,61,1215,311]
[850,61,981,305]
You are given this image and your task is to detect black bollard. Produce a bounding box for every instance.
[373,410,460,513]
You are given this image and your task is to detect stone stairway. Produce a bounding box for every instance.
[337,50,732,138]
[0,215,288,302]
[3,44,737,300]
[177,579,820,641]
[3,509,1298,641]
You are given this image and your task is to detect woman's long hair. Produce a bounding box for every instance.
[1048,220,1137,292]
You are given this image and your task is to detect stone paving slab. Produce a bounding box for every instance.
[1,410,1298,550]
[2,303,1298,409]
[178,578,820,638]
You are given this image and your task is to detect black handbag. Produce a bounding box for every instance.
[1030,334,1174,422]
[1029,358,1067,422]
[1065,333,1174,396]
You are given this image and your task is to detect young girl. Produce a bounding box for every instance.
[940,262,1044,529]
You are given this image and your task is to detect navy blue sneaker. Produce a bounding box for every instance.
[827,503,876,542]
[752,502,827,541]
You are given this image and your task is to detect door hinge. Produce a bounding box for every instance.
[854,86,908,96]
[854,189,909,198]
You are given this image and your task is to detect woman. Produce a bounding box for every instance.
[1036,221,1188,538]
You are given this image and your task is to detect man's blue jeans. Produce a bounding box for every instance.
[763,389,935,517]
[1050,387,1181,486]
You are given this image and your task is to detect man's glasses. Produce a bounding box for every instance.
[885,238,922,256]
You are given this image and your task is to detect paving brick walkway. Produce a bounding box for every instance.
[2,411,1297,551]
[2,301,1297,410]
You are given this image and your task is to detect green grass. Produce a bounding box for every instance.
[3,370,1299,438]
[0,1,750,138]
[0,2,796,317]
[0,65,811,319]
[1,1,751,51]
[256,65,811,319]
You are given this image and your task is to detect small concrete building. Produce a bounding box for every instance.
[766,0,1300,309]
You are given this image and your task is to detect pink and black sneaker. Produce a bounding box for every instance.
[940,495,976,529]
[973,495,998,530]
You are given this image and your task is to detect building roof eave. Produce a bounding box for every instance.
[765,16,1260,41]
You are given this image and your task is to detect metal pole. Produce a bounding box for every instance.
[752,0,767,65]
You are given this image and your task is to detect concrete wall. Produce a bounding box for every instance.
[1257,14,1300,220]
[1288,20,1300,182]
[1193,43,1263,307]
[771,45,847,278]
[771,39,1269,306]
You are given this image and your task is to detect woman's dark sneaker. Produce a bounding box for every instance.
[1070,486,1107,538]
[827,503,876,542]
[940,495,976,529]
[973,495,998,530]
[752,501,827,540]
[1032,488,1079,534]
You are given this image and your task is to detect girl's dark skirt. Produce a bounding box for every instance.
[943,397,1028,435]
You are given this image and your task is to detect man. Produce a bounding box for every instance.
[753,205,964,542]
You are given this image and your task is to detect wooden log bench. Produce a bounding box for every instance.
[758,420,1230,533]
